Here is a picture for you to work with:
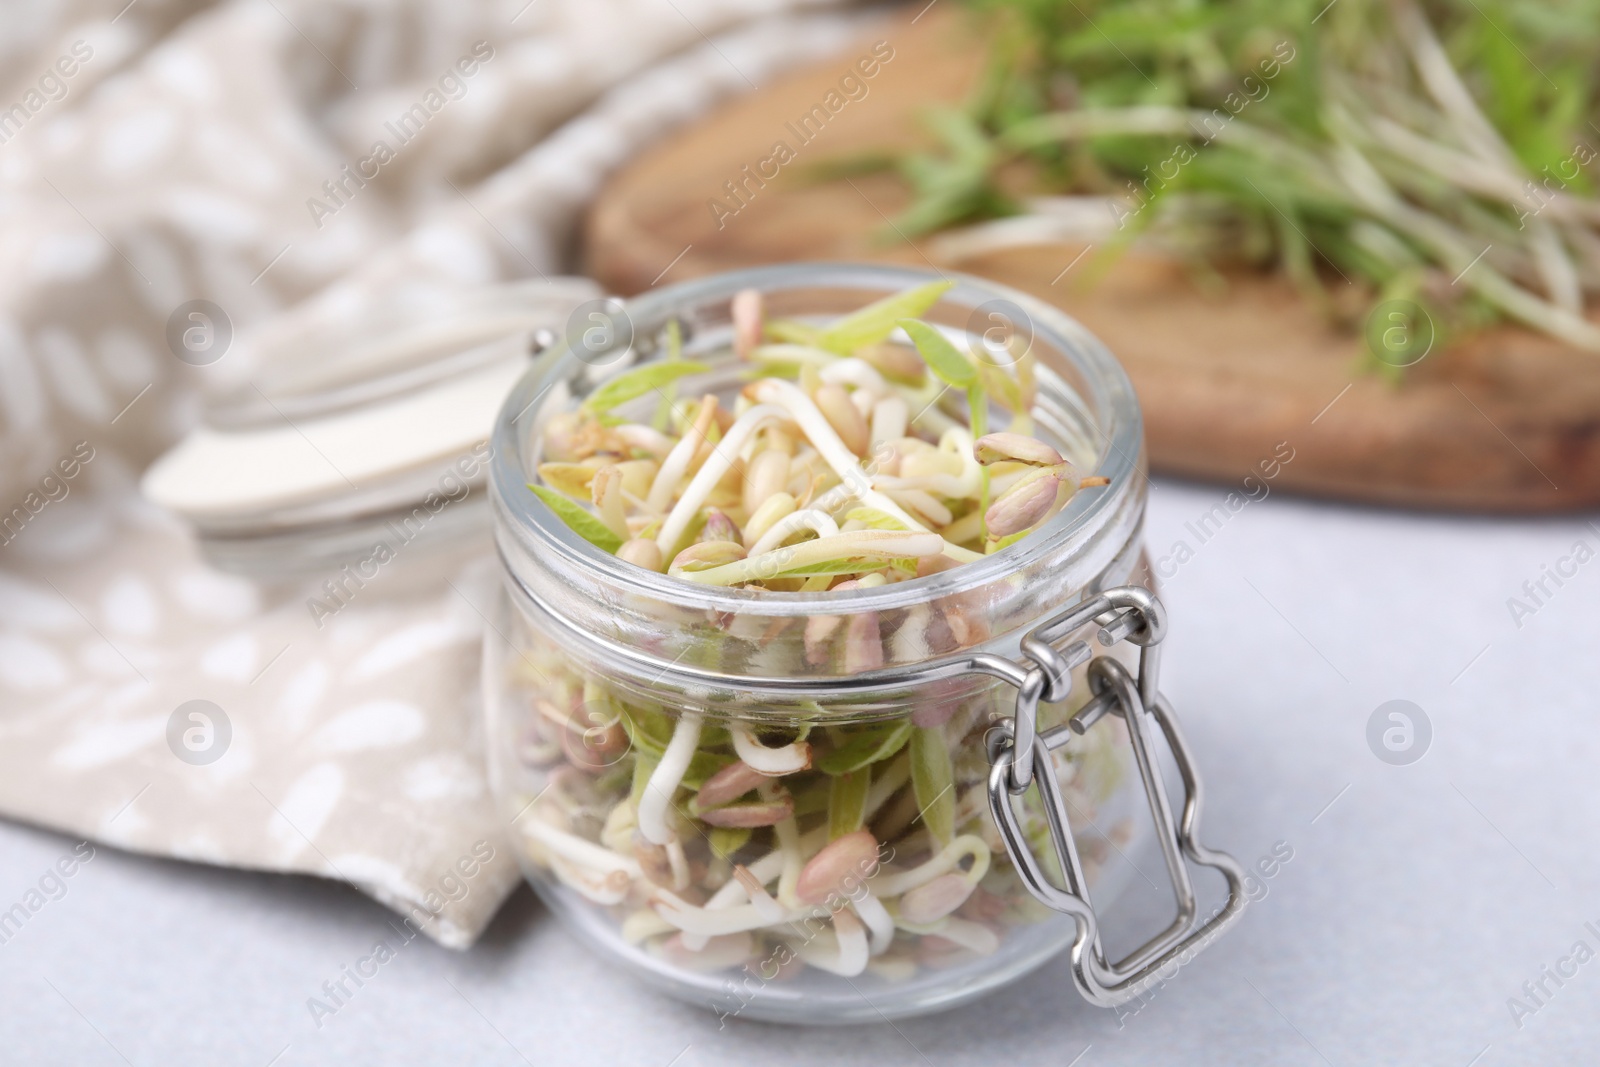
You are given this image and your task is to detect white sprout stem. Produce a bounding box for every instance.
[752,380,982,561]
[522,820,641,878]
[930,210,1118,261]
[895,916,1000,955]
[883,488,953,527]
[852,891,896,956]
[1001,96,1600,328]
[647,422,701,512]
[637,712,702,845]
[734,865,788,923]
[742,492,797,546]
[1553,232,1600,295]
[751,379,932,533]
[549,854,631,905]
[868,834,991,897]
[652,889,803,937]
[774,815,805,908]
[903,382,964,439]
[1000,93,1600,351]
[677,530,945,586]
[702,849,787,910]
[730,721,811,775]
[871,396,907,450]
[1365,116,1600,227]
[889,604,933,663]
[622,489,664,520]
[616,423,675,459]
[751,343,839,368]
[746,508,840,557]
[682,852,787,949]
[943,427,983,496]
[704,827,827,903]
[870,429,981,499]
[621,908,677,944]
[1390,0,1516,169]
[654,404,785,554]
[592,467,628,539]
[679,831,831,939]
[849,387,879,422]
[1528,217,1583,312]
[819,358,890,394]
[652,889,796,940]
[1012,105,1333,183]
[1352,64,1583,309]
[871,471,971,500]
[1333,143,1600,350]
[795,909,870,977]
[666,839,691,892]
[1005,103,1205,147]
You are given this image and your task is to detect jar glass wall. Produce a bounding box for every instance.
[485,264,1152,1023]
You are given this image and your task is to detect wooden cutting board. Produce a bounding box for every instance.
[583,6,1600,512]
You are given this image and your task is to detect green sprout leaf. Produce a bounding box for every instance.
[818,720,913,775]
[976,359,1023,414]
[617,704,673,758]
[850,0,1600,358]
[583,359,708,415]
[986,529,1030,554]
[910,726,956,845]
[966,381,989,441]
[969,378,991,536]
[682,750,738,790]
[679,531,942,585]
[708,825,752,857]
[765,318,824,346]
[528,483,624,552]
[651,319,686,431]
[827,769,871,839]
[536,463,596,501]
[665,317,683,362]
[844,507,909,531]
[817,280,953,354]
[897,319,976,389]
[789,779,832,818]
[767,556,900,578]
[630,750,659,808]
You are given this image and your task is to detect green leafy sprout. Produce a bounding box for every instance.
[865,0,1600,367]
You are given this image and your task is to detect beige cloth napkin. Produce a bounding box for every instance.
[0,0,872,946]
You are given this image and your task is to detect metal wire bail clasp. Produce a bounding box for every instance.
[983,586,1247,1009]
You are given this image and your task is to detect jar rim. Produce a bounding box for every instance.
[489,262,1143,619]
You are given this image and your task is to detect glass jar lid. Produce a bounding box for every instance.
[143,278,598,574]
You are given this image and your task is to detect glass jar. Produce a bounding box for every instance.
[483,264,1240,1023]
[142,278,596,576]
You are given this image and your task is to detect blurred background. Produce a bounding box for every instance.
[0,1,1597,1064]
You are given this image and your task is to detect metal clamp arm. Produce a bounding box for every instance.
[983,586,1244,1009]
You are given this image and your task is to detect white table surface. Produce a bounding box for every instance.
[2,477,1596,1066]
